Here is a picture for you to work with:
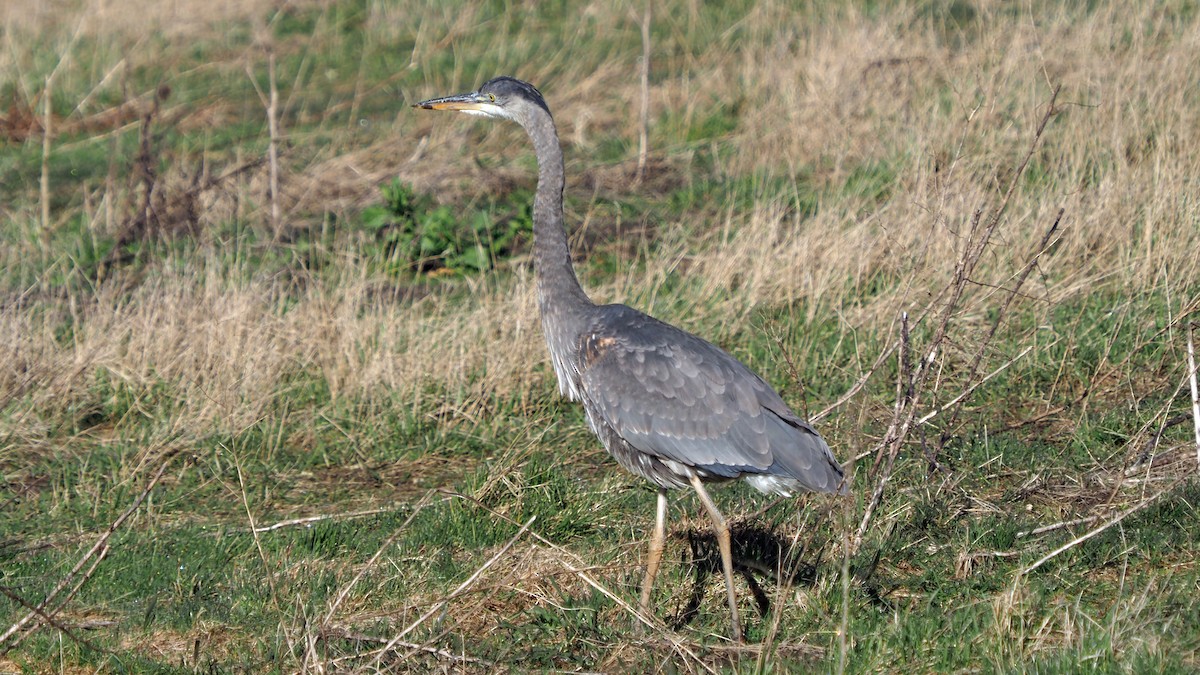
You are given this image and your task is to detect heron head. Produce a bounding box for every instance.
[412,76,550,124]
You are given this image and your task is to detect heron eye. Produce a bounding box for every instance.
[488,93,496,102]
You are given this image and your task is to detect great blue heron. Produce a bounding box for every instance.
[414,76,846,642]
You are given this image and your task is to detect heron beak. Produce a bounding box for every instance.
[412,91,488,112]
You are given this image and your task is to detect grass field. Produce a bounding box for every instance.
[3,0,1200,671]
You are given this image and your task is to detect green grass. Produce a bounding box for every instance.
[5,284,1197,669]
[3,0,1200,671]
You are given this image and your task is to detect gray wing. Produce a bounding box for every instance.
[576,305,845,494]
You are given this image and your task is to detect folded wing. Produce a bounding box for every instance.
[577,305,844,494]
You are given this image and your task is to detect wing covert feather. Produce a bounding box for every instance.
[577,305,842,492]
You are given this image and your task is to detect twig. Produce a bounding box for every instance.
[868,315,912,477]
[368,516,536,669]
[813,340,898,424]
[1003,398,1076,431]
[766,323,812,419]
[1134,413,1190,467]
[36,16,85,245]
[851,86,1061,553]
[551,557,717,672]
[1188,323,1200,471]
[440,490,717,671]
[937,208,1064,449]
[635,2,651,184]
[320,625,493,668]
[920,88,1061,408]
[916,345,1035,425]
[1019,477,1183,577]
[854,313,911,552]
[267,49,282,238]
[319,492,438,631]
[0,450,178,652]
[250,506,399,533]
[1017,512,1106,538]
[246,42,282,238]
[135,88,163,233]
[0,586,107,656]
[438,490,654,633]
[99,84,170,279]
[234,461,282,618]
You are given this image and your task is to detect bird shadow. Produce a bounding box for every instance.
[669,522,823,630]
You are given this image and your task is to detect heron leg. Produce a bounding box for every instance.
[689,474,742,642]
[637,488,669,627]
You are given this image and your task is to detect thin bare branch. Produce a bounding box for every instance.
[635,2,651,184]
[851,86,1062,554]
[1017,512,1107,538]
[0,449,179,652]
[0,586,108,657]
[937,208,1064,448]
[369,516,536,668]
[917,345,1035,425]
[319,625,494,669]
[1188,323,1200,471]
[813,340,898,424]
[319,492,438,630]
[250,506,401,533]
[1019,477,1183,577]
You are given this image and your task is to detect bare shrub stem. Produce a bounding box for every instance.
[1186,323,1200,471]
[635,2,651,183]
[917,345,1035,425]
[40,76,52,240]
[1019,478,1183,577]
[36,17,84,246]
[814,340,898,424]
[852,86,1062,554]
[247,42,283,238]
[267,49,282,238]
[936,208,1065,444]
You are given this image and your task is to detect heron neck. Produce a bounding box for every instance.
[525,110,592,318]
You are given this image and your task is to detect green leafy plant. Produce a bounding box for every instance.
[360,179,532,275]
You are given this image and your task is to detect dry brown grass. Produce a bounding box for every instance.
[6,2,1197,440]
[3,0,1200,669]
[0,0,326,39]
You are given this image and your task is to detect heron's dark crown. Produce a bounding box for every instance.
[480,76,551,116]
